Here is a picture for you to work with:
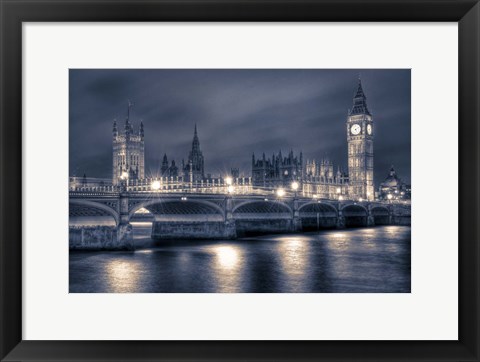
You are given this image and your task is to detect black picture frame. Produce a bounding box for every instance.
[1,0,479,361]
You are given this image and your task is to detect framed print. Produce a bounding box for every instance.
[1,0,479,361]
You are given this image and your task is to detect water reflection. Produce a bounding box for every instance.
[273,237,310,292]
[104,259,142,293]
[215,246,241,270]
[70,226,411,293]
[211,245,244,293]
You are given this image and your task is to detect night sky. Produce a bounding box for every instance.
[69,69,411,186]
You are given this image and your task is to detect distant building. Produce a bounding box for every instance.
[69,174,113,190]
[161,154,179,178]
[303,159,348,199]
[378,166,410,200]
[183,124,205,182]
[346,77,375,201]
[252,150,303,189]
[112,102,145,185]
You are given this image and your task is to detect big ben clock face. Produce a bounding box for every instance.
[367,124,372,135]
[350,124,361,135]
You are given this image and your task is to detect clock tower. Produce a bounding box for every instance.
[347,78,374,201]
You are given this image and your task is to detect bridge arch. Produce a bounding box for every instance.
[233,199,293,237]
[371,206,390,225]
[128,198,225,221]
[232,199,292,215]
[341,203,368,227]
[69,199,119,226]
[298,202,338,214]
[298,202,338,230]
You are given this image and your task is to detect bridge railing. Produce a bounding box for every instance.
[68,179,411,204]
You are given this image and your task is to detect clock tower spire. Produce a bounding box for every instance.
[347,77,374,201]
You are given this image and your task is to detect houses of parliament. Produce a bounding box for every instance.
[103,78,392,201]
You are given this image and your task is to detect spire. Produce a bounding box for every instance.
[389,165,396,177]
[113,119,118,137]
[127,100,134,122]
[139,120,144,138]
[192,124,200,151]
[349,77,371,116]
[161,154,169,175]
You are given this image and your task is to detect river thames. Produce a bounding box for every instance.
[69,224,410,293]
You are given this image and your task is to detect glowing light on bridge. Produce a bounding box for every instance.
[151,180,161,191]
[387,194,393,200]
[291,181,299,191]
[181,196,188,201]
[225,176,233,186]
[359,198,363,202]
[227,185,234,194]
[276,188,285,197]
[336,187,341,194]
[338,195,344,201]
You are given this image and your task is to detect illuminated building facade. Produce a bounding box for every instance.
[346,78,375,201]
[251,150,303,189]
[378,166,411,200]
[112,102,145,185]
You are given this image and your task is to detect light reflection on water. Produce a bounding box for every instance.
[70,225,411,293]
[104,259,142,293]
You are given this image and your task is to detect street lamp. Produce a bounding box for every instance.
[120,171,129,191]
[225,176,233,185]
[387,194,393,203]
[276,188,285,197]
[227,185,234,194]
[151,180,161,191]
[291,181,299,198]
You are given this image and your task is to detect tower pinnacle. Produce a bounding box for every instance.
[349,77,371,116]
[127,100,134,122]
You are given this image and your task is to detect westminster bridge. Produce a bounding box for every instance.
[69,186,411,250]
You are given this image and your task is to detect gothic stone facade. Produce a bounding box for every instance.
[112,104,145,185]
[252,150,303,189]
[347,78,375,201]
